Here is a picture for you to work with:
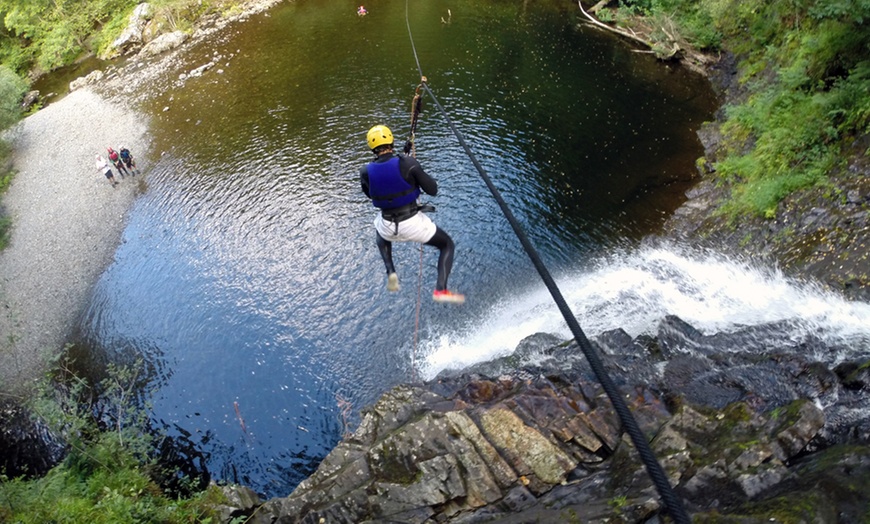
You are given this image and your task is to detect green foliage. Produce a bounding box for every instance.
[0,137,14,251]
[0,215,11,250]
[92,3,138,58]
[148,0,228,35]
[0,33,35,74]
[608,494,629,509]
[677,7,722,49]
[0,0,249,74]
[618,0,723,48]
[0,360,221,523]
[0,64,25,130]
[0,0,128,73]
[0,141,12,193]
[0,0,121,71]
[714,85,836,215]
[603,0,870,219]
[52,0,137,70]
[676,0,870,218]
[1,463,224,523]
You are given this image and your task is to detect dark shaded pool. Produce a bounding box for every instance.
[77,0,717,497]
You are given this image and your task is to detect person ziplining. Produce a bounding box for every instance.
[359,124,465,304]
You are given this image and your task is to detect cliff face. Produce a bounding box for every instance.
[224,317,870,523]
[659,53,870,302]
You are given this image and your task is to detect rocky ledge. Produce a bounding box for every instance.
[659,53,870,302]
[214,317,870,523]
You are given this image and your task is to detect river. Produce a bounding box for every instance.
[50,0,799,498]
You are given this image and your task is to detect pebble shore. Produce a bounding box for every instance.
[0,89,149,394]
[0,0,284,396]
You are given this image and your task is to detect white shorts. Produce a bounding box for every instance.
[374,212,437,244]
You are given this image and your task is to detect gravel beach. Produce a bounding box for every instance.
[0,0,283,396]
[0,89,149,394]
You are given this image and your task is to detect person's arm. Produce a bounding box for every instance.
[360,166,371,198]
[403,156,438,196]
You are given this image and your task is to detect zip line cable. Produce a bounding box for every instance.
[402,2,691,522]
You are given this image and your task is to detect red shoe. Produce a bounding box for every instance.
[433,289,465,304]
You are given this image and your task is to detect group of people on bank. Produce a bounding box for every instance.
[95,146,138,187]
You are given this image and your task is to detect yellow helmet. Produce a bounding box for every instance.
[367,125,394,150]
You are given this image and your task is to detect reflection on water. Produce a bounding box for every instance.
[78,0,719,496]
[31,55,113,105]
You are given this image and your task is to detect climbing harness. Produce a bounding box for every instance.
[402,1,692,522]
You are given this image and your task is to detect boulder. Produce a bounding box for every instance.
[20,90,39,111]
[139,30,188,58]
[211,484,261,522]
[104,3,155,58]
[239,319,869,523]
[834,359,870,390]
[69,69,104,92]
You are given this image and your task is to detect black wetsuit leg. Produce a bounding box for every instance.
[424,227,455,291]
[376,233,396,274]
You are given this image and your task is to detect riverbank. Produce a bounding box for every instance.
[0,89,149,395]
[656,52,870,302]
[67,0,285,103]
[0,0,285,397]
[577,6,870,302]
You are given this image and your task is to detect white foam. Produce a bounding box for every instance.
[418,244,870,379]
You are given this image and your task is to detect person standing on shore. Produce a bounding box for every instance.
[119,146,138,175]
[95,154,118,187]
[107,147,129,178]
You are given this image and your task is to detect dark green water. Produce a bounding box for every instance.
[77,0,718,497]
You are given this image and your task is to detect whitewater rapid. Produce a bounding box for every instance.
[419,244,870,379]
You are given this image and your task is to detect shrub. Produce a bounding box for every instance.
[0,65,27,131]
[0,360,222,523]
[689,0,870,218]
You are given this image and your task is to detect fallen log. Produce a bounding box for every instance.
[577,1,680,59]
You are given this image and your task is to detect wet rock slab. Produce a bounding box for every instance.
[235,316,870,523]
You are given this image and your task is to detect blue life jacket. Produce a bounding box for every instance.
[368,156,420,210]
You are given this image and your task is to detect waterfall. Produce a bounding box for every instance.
[419,244,870,379]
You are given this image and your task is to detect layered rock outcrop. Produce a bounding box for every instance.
[218,316,870,523]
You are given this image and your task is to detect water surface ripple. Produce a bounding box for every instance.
[78,0,729,496]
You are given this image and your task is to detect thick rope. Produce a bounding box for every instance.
[402,1,691,522]
[408,85,424,157]
[410,91,424,383]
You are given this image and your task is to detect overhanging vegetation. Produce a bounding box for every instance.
[605,0,870,217]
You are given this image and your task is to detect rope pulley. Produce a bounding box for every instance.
[405,77,427,157]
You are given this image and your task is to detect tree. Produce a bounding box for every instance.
[0,1,51,40]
